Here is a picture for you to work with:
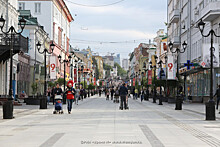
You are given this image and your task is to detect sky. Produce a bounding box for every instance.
[65,0,167,60]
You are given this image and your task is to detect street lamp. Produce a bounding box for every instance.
[0,16,26,118]
[198,19,220,120]
[168,41,187,110]
[149,55,158,103]
[156,55,168,105]
[58,54,72,104]
[36,40,55,109]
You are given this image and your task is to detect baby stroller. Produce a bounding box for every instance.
[53,95,64,114]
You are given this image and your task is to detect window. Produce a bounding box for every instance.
[35,3,41,13]
[19,3,25,10]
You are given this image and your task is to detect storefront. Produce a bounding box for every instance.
[181,67,219,103]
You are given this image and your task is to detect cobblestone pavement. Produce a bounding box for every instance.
[1,95,220,147]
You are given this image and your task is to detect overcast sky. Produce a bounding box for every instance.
[66,0,167,60]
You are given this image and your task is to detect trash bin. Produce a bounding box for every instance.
[205,100,215,120]
[40,97,47,109]
[3,100,14,119]
[175,95,183,110]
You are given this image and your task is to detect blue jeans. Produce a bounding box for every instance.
[67,99,74,112]
[47,96,50,104]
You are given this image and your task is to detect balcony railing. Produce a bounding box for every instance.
[0,34,28,62]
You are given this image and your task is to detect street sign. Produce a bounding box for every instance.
[184,60,193,70]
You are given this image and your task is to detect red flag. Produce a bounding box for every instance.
[148,70,152,85]
[74,69,77,83]
[94,77,96,85]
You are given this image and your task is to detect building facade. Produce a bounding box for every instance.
[168,0,220,102]
[122,59,129,71]
[0,0,22,97]
[18,0,74,82]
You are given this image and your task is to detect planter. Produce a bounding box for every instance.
[25,97,40,105]
[168,97,176,103]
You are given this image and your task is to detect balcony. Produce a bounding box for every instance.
[201,1,220,21]
[172,36,180,48]
[0,34,28,62]
[169,9,180,23]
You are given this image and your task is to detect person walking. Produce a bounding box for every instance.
[65,82,75,114]
[80,85,84,101]
[135,88,138,100]
[47,88,51,104]
[119,83,128,110]
[106,89,110,100]
[75,85,80,105]
[111,88,114,100]
[214,85,220,110]
[99,88,102,97]
[51,86,55,105]
[141,88,144,102]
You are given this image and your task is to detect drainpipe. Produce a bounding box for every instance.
[5,0,9,95]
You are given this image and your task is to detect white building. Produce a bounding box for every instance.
[122,59,129,71]
[0,0,19,96]
[18,0,74,80]
[168,0,220,102]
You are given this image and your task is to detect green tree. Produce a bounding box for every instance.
[114,63,126,77]
[48,81,55,88]
[103,63,113,78]
[92,57,100,80]
[31,82,38,95]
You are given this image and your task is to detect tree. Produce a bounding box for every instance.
[92,57,99,80]
[88,83,95,90]
[31,82,38,96]
[48,81,55,88]
[103,63,113,78]
[114,63,126,77]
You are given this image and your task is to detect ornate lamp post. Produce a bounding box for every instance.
[168,41,187,110]
[198,19,220,120]
[149,55,158,103]
[36,40,55,109]
[157,55,168,105]
[58,54,72,104]
[0,16,26,118]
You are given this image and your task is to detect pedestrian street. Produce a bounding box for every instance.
[1,95,220,147]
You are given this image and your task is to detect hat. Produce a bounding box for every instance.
[67,80,74,87]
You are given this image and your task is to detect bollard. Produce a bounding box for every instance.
[175,95,183,110]
[3,100,14,119]
[205,100,215,120]
[40,97,47,109]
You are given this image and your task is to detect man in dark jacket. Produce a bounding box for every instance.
[119,83,128,110]
[214,85,220,110]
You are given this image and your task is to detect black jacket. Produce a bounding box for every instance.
[119,86,128,96]
[214,88,220,97]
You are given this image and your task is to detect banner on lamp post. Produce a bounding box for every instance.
[133,78,135,86]
[167,54,175,80]
[74,69,77,83]
[50,56,56,79]
[148,70,152,85]
[94,77,96,86]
